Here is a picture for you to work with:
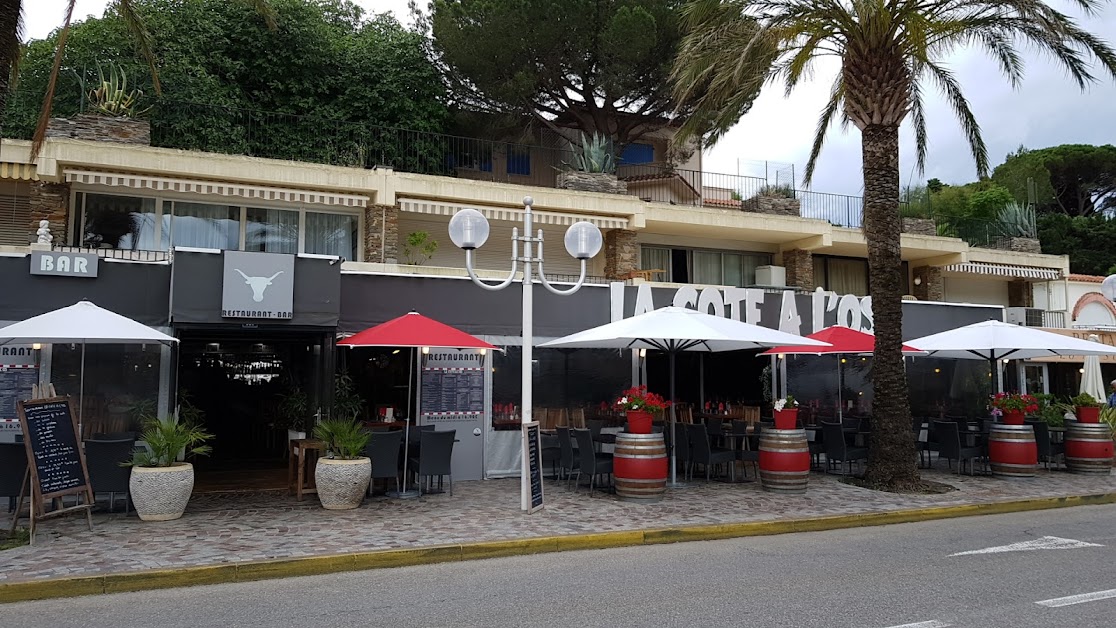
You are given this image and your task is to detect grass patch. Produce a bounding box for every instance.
[0,529,30,551]
[839,476,956,495]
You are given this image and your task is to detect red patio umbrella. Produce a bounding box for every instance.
[759,326,924,419]
[337,311,496,498]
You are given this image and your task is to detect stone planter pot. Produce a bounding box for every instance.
[130,463,195,521]
[316,457,371,510]
[556,171,628,195]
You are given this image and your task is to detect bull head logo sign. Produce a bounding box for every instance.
[234,269,284,302]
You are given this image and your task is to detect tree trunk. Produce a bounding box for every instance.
[0,0,22,116]
[861,123,921,490]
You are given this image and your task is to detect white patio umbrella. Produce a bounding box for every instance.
[1080,334,1107,403]
[908,320,1116,392]
[0,300,178,435]
[540,306,830,486]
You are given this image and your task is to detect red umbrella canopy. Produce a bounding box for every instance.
[759,325,924,356]
[337,311,497,350]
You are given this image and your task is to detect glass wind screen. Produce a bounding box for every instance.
[246,207,299,254]
[83,193,158,250]
[170,202,240,250]
[304,211,357,259]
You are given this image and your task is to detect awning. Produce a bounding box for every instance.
[0,162,37,181]
[64,169,369,209]
[942,261,1061,280]
[399,198,629,230]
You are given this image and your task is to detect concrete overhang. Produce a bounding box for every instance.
[642,202,833,245]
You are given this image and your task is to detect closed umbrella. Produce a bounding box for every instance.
[1080,334,1107,403]
[540,307,829,486]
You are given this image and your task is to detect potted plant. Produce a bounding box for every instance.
[1100,407,1116,468]
[127,416,212,521]
[990,393,1038,425]
[313,418,371,510]
[278,385,311,441]
[1072,392,1102,423]
[402,231,439,265]
[614,386,669,434]
[773,396,799,429]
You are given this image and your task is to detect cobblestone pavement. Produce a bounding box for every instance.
[2,467,1113,583]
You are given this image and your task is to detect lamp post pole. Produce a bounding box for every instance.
[450,196,603,511]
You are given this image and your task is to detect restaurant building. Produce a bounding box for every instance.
[0,115,1074,482]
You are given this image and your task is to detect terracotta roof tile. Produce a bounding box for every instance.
[1068,274,1105,283]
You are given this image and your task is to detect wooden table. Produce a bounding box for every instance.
[288,438,324,501]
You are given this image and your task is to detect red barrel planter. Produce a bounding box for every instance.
[625,410,653,434]
[988,424,1037,477]
[1065,422,1114,474]
[773,408,799,430]
[613,432,668,501]
[1075,406,1100,424]
[758,428,810,493]
[1001,410,1026,425]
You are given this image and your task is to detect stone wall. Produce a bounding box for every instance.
[742,195,801,217]
[782,249,813,289]
[363,204,398,263]
[912,265,943,301]
[1008,279,1034,308]
[557,171,628,195]
[901,217,937,236]
[603,229,638,279]
[28,181,71,244]
[46,114,151,145]
[1003,237,1042,254]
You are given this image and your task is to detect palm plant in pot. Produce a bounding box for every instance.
[1071,393,1102,424]
[313,418,371,510]
[127,416,212,521]
[614,386,669,434]
[278,385,311,441]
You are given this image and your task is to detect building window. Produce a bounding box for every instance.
[814,255,869,295]
[169,202,240,250]
[506,147,531,176]
[305,211,358,259]
[81,193,159,250]
[245,207,299,254]
[620,143,654,164]
[640,246,671,281]
[641,245,771,287]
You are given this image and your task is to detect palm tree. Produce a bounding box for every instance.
[672,0,1116,490]
[6,0,276,159]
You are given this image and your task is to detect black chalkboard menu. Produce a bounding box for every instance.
[0,367,38,420]
[523,422,543,513]
[18,397,91,499]
[420,368,485,414]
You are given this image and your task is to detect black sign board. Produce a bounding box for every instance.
[17,397,94,543]
[522,422,543,513]
[421,369,485,414]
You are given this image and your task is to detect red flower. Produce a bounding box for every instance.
[614,385,671,411]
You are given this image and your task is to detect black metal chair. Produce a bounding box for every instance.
[668,421,692,479]
[933,421,982,475]
[363,429,402,496]
[1,442,28,515]
[541,433,561,480]
[731,420,759,478]
[1026,420,1061,469]
[705,417,724,447]
[572,428,612,495]
[556,426,579,488]
[85,438,136,513]
[687,423,735,481]
[821,421,867,475]
[409,430,456,496]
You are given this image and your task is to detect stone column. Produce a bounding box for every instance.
[363,204,399,263]
[28,181,71,244]
[912,265,943,301]
[782,248,813,290]
[603,228,638,279]
[1008,279,1034,307]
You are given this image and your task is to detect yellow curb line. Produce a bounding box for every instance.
[2,491,1114,604]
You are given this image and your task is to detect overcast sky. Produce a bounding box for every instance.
[25,0,1116,195]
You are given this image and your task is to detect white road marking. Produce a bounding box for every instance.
[951,536,1103,556]
[883,621,952,628]
[1036,589,1116,608]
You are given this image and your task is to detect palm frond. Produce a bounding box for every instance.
[30,0,76,162]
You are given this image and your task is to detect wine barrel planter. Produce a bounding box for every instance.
[614,432,668,502]
[1065,422,1114,474]
[988,424,1037,478]
[758,428,810,494]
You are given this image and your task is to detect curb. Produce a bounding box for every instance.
[3,491,1114,604]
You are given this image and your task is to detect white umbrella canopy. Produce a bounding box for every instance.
[541,306,829,486]
[1080,335,1107,403]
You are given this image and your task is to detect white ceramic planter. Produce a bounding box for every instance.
[315,457,371,510]
[130,463,195,521]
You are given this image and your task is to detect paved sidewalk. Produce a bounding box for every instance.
[2,468,1114,584]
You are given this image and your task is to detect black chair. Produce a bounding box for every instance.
[541,433,561,480]
[409,430,456,496]
[933,421,982,475]
[93,431,136,441]
[1,442,28,515]
[572,428,612,495]
[668,421,692,478]
[363,430,403,495]
[687,423,735,481]
[821,421,867,475]
[705,417,724,446]
[587,419,605,451]
[1026,420,1060,469]
[731,421,759,478]
[85,438,136,513]
[556,426,579,489]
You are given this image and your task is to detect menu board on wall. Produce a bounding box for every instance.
[0,367,39,420]
[18,397,90,498]
[419,350,488,416]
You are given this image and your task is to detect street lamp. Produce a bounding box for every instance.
[449,196,603,511]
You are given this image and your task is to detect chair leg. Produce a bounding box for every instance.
[448,474,453,497]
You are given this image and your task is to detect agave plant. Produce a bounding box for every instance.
[131,416,213,468]
[313,418,370,460]
[87,62,151,118]
[565,132,617,174]
[993,202,1038,239]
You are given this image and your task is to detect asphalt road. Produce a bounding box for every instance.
[5,504,1116,627]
